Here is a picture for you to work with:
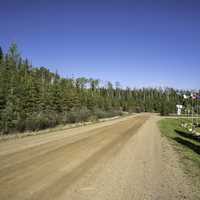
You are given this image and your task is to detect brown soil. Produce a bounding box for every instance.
[0,114,196,200]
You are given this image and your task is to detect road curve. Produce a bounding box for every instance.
[0,114,195,200]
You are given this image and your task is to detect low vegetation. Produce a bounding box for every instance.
[158,118,200,191]
[0,43,198,134]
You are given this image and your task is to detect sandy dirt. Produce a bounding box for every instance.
[0,114,196,200]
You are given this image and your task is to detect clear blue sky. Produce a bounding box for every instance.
[0,0,200,89]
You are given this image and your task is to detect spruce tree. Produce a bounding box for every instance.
[0,42,191,134]
[0,46,3,62]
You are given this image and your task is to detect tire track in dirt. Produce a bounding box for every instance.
[31,117,147,200]
[0,115,148,200]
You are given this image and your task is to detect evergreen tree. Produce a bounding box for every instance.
[0,43,195,134]
[0,46,3,62]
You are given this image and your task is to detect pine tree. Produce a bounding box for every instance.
[0,43,191,134]
[0,46,3,62]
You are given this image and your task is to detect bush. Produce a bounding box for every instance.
[16,119,26,132]
[78,107,91,122]
[24,112,59,132]
[93,107,122,119]
[63,107,91,123]
[93,108,108,118]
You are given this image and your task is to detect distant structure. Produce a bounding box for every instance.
[176,105,183,115]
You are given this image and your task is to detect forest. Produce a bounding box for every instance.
[0,43,193,134]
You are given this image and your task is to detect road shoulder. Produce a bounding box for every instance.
[158,117,200,200]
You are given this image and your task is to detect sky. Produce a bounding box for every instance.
[0,0,200,89]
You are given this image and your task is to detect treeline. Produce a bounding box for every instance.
[0,43,190,134]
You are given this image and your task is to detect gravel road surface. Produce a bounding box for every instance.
[0,114,195,200]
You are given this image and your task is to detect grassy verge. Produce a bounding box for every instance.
[158,118,200,194]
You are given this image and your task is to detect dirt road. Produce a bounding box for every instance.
[0,114,195,200]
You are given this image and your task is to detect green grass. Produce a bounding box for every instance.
[158,118,200,166]
[196,127,200,133]
[177,118,200,132]
[158,118,200,197]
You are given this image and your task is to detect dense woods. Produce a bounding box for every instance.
[0,43,194,134]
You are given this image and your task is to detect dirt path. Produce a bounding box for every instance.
[0,114,194,200]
